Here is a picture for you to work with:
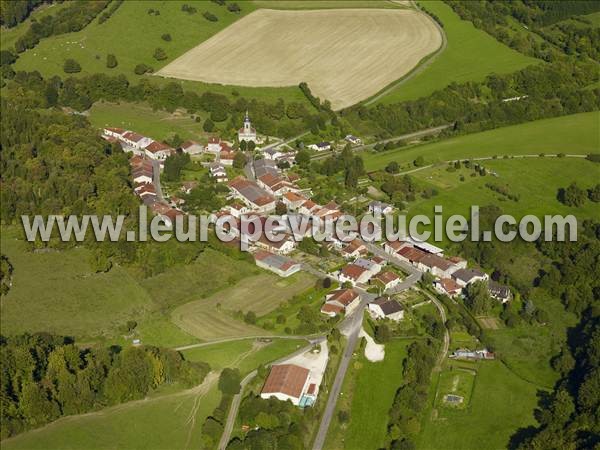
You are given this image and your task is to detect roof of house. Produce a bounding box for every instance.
[452,268,487,283]
[254,158,279,178]
[327,288,359,306]
[372,256,386,265]
[105,127,125,134]
[374,271,400,284]
[261,364,309,399]
[420,254,454,271]
[254,250,299,272]
[321,303,344,315]
[228,177,275,207]
[208,136,220,144]
[488,280,510,298]
[341,264,367,281]
[385,240,405,251]
[372,298,403,315]
[145,141,173,153]
[284,191,306,203]
[369,200,392,210]
[437,278,462,293]
[122,131,145,142]
[181,140,201,149]
[397,246,428,262]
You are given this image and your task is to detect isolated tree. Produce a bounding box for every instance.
[386,161,400,174]
[153,47,167,61]
[161,33,172,41]
[295,149,310,167]
[233,151,247,169]
[414,156,426,167]
[203,118,214,132]
[218,368,241,395]
[106,54,118,68]
[63,59,81,73]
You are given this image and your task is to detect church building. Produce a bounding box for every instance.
[238,111,257,144]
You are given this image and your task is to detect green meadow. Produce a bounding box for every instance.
[363,111,600,171]
[251,0,404,10]
[325,340,410,450]
[418,360,539,450]
[9,1,308,104]
[370,0,537,104]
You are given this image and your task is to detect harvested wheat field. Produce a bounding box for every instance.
[157,8,442,109]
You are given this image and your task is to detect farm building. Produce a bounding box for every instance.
[260,364,310,406]
[451,268,489,287]
[344,135,362,145]
[254,250,301,278]
[320,288,360,317]
[228,177,276,212]
[338,264,371,286]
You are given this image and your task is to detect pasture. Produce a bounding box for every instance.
[363,111,600,171]
[251,1,405,9]
[371,0,537,104]
[324,340,410,450]
[435,367,476,410]
[0,227,154,340]
[88,101,207,142]
[171,272,316,341]
[157,8,442,110]
[418,360,539,449]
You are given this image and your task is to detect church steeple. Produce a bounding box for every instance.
[244,110,251,132]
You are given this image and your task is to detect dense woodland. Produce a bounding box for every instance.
[0,333,210,439]
[0,0,48,28]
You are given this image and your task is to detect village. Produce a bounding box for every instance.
[101,113,510,411]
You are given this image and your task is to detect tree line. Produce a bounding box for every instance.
[344,60,599,139]
[0,333,210,439]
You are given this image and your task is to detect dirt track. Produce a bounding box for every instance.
[157,8,442,110]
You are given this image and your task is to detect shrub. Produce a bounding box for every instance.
[63,58,81,73]
[203,11,218,21]
[153,47,167,61]
[161,33,172,41]
[106,54,118,68]
[134,64,152,75]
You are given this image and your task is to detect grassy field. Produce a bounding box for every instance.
[407,157,600,222]
[158,8,441,110]
[364,111,600,171]
[88,101,206,142]
[371,1,537,104]
[140,249,257,309]
[9,1,309,104]
[435,367,476,410]
[171,272,316,341]
[1,373,221,450]
[252,1,405,9]
[0,227,154,340]
[325,340,410,450]
[419,360,539,450]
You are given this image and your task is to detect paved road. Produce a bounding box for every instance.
[310,124,451,160]
[311,293,374,450]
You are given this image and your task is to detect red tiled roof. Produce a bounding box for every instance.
[374,271,399,284]
[208,136,220,144]
[122,131,145,142]
[420,254,454,271]
[181,140,199,149]
[284,191,306,202]
[321,303,344,314]
[398,246,427,262]
[341,264,367,281]
[145,141,173,153]
[261,364,309,399]
[438,278,461,293]
[327,289,359,306]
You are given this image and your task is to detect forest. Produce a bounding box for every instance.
[0,333,210,439]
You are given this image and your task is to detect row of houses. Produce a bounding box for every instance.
[103,128,177,161]
[383,238,511,303]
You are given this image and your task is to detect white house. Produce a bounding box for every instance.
[451,268,489,287]
[368,297,404,321]
[261,364,310,406]
[338,264,371,286]
[227,202,249,218]
[320,289,360,317]
[121,131,153,154]
[206,136,223,153]
[345,135,362,145]
[368,201,393,215]
[433,278,463,298]
[103,127,125,139]
[144,141,175,160]
[308,142,331,152]
[209,162,228,183]
[238,111,257,143]
[181,140,204,155]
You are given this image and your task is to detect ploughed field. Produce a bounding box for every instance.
[157,8,442,109]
